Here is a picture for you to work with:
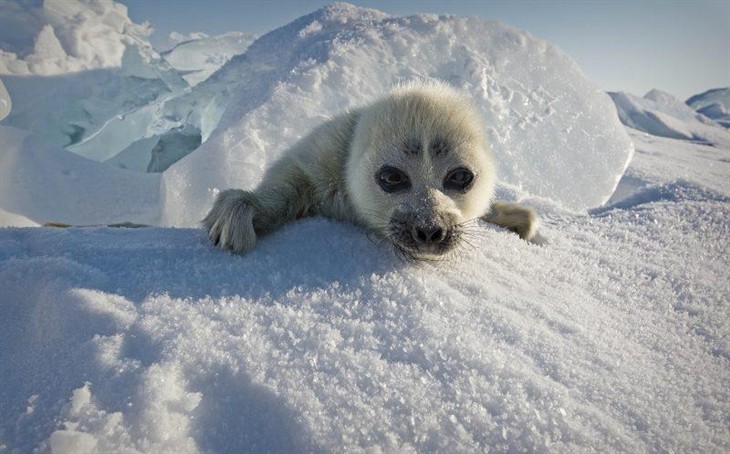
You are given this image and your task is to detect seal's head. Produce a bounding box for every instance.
[347,81,495,260]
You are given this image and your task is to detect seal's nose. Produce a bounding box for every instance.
[413,225,446,245]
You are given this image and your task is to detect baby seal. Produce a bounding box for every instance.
[203,81,537,260]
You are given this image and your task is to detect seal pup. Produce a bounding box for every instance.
[203,81,537,260]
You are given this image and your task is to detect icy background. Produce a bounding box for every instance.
[2,1,635,221]
[1,1,729,452]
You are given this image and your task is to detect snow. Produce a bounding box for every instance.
[687,87,730,128]
[687,87,730,114]
[609,90,730,147]
[0,208,37,228]
[0,126,161,226]
[1,124,729,452]
[0,0,187,155]
[1,67,184,153]
[606,128,730,205]
[1,2,729,452]
[2,2,632,222]
[0,0,152,75]
[160,3,632,221]
[0,79,10,121]
[162,31,212,52]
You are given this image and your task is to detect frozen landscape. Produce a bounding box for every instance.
[1,1,728,452]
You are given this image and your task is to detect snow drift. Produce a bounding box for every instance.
[609,89,730,147]
[686,87,730,128]
[0,126,161,226]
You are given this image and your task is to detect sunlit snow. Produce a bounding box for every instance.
[2,2,633,218]
[686,87,730,128]
[0,0,151,75]
[0,1,728,453]
[609,89,730,147]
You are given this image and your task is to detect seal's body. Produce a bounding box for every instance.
[203,81,536,259]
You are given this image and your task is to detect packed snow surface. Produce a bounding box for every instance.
[1,124,729,452]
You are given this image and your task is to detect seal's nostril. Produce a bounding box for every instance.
[432,227,445,242]
[413,226,446,244]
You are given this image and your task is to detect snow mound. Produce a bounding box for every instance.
[0,126,160,226]
[686,87,730,128]
[161,32,257,86]
[157,2,631,226]
[686,87,730,114]
[609,90,730,147]
[605,129,730,208]
[0,0,187,152]
[0,207,38,227]
[644,89,697,118]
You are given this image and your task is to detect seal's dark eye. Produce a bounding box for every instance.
[444,167,474,192]
[376,166,411,193]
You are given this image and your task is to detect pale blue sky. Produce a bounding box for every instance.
[121,0,730,100]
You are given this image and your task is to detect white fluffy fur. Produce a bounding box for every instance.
[203,81,537,257]
[346,82,495,231]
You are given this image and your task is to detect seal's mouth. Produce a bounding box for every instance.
[386,218,460,261]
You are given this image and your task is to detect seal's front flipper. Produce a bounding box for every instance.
[482,201,538,242]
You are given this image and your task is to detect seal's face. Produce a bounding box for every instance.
[347,84,496,260]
